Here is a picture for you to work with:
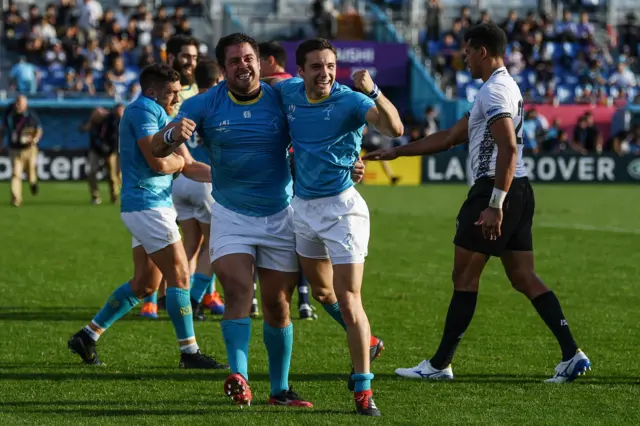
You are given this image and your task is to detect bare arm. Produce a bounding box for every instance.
[150,118,196,158]
[364,94,404,138]
[137,134,185,175]
[489,117,517,193]
[175,144,211,183]
[363,116,468,160]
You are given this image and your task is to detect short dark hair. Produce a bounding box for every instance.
[215,33,259,67]
[258,41,287,67]
[139,63,180,92]
[464,23,508,57]
[295,38,336,68]
[166,35,199,57]
[195,59,222,89]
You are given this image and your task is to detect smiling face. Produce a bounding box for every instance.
[172,44,198,85]
[222,42,260,95]
[299,48,336,99]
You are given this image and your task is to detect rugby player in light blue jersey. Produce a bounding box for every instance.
[271,38,403,417]
[150,33,313,409]
[67,63,228,370]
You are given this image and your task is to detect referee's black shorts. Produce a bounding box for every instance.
[453,177,535,257]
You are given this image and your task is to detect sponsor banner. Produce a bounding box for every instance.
[527,105,616,141]
[280,41,409,87]
[361,155,422,186]
[421,152,640,183]
[0,150,113,181]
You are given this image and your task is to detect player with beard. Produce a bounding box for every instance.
[150,33,320,408]
[68,63,227,370]
[259,41,316,321]
[139,36,225,319]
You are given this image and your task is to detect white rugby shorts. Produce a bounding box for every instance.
[171,174,214,223]
[121,207,181,254]
[209,202,299,272]
[291,186,370,265]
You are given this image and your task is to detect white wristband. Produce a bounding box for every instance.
[489,188,507,209]
[163,128,174,145]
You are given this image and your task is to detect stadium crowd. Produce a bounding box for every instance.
[2,0,204,99]
[424,2,640,106]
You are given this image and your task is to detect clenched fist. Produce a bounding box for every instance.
[172,118,196,143]
[352,70,375,95]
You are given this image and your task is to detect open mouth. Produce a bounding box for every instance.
[237,71,252,82]
[316,79,331,88]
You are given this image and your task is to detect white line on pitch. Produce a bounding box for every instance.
[539,223,640,235]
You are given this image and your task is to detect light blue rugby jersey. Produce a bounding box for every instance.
[174,81,292,217]
[119,95,173,213]
[274,78,374,199]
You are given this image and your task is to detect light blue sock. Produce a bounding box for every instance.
[92,282,140,329]
[166,287,196,345]
[352,373,374,393]
[323,302,347,331]
[221,318,251,380]
[206,276,216,295]
[190,273,211,303]
[143,291,157,304]
[263,322,293,396]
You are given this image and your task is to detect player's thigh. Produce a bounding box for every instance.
[179,218,203,260]
[121,208,188,288]
[504,178,535,253]
[319,188,370,265]
[257,267,297,327]
[255,205,300,273]
[453,178,520,257]
[290,196,328,260]
[209,202,259,310]
[131,245,163,296]
[193,182,214,224]
[452,244,490,291]
[298,255,334,302]
[213,253,255,316]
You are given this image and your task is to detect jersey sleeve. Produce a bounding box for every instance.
[128,106,162,140]
[352,91,375,125]
[173,94,206,130]
[479,85,513,127]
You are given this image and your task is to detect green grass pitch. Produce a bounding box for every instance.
[1,182,639,425]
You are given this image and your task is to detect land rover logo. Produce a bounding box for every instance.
[627,158,640,180]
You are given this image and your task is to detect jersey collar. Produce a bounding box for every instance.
[227,89,264,105]
[488,67,507,81]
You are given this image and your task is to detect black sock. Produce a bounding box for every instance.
[430,291,478,370]
[297,276,310,309]
[531,291,579,361]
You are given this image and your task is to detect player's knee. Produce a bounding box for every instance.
[452,273,479,292]
[216,270,252,307]
[311,285,334,305]
[130,277,160,298]
[507,268,538,294]
[337,292,363,326]
[262,292,289,326]
[173,263,191,290]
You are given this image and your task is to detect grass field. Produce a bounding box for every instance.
[1,182,639,425]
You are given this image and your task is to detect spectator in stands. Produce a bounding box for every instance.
[573,113,602,153]
[523,109,548,154]
[33,16,57,44]
[0,95,42,207]
[44,39,67,68]
[9,56,39,94]
[609,62,637,88]
[311,0,337,39]
[57,0,75,28]
[476,10,491,25]
[542,119,563,152]
[501,10,519,41]
[175,18,194,37]
[459,6,472,29]
[576,11,595,42]
[556,10,578,41]
[78,0,103,33]
[618,13,640,57]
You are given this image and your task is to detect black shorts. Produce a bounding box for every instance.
[453,177,535,257]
